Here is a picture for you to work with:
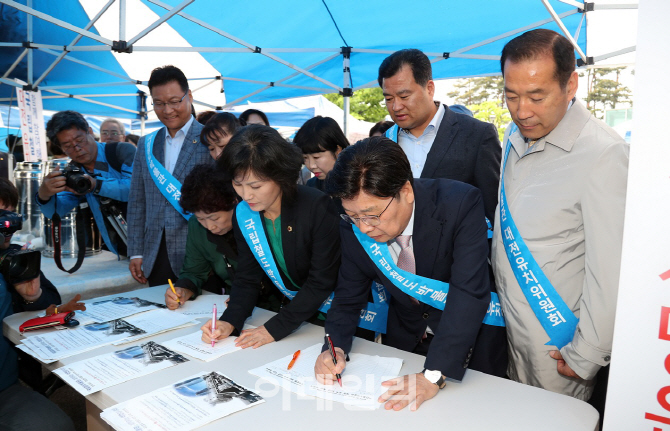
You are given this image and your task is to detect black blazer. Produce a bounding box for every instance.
[325,179,507,380]
[221,186,341,341]
[419,105,502,224]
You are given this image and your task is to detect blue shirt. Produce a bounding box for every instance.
[36,141,136,255]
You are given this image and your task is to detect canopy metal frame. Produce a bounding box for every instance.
[0,0,638,135]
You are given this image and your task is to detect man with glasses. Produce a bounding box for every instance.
[314,137,506,411]
[127,65,211,287]
[37,110,136,256]
[99,118,127,143]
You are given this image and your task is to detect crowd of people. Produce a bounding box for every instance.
[0,28,629,429]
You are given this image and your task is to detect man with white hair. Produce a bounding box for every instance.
[100,118,126,143]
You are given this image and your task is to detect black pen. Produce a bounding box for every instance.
[325,333,342,387]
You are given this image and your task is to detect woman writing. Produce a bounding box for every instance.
[165,164,239,308]
[201,125,340,348]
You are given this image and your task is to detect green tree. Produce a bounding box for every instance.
[469,100,511,141]
[323,88,387,123]
[447,76,504,107]
[581,67,633,119]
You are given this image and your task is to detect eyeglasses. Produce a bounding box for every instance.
[152,92,188,110]
[60,134,88,152]
[100,130,120,137]
[340,196,394,227]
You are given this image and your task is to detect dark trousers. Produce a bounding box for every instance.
[588,364,610,430]
[147,233,177,287]
[0,383,74,431]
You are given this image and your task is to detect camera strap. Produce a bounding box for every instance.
[52,200,86,273]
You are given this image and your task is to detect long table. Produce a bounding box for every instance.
[3,286,599,431]
[40,250,144,300]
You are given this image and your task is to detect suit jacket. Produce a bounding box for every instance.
[391,105,501,223]
[127,119,213,276]
[222,186,341,341]
[325,179,507,380]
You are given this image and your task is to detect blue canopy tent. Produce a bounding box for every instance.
[0,0,636,135]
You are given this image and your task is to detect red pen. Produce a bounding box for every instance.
[211,304,217,347]
[325,334,342,387]
[287,350,301,370]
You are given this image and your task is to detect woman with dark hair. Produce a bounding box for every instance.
[239,109,269,126]
[200,112,242,159]
[164,164,239,309]
[293,116,349,192]
[201,124,340,349]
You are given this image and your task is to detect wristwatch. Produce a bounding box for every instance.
[422,369,446,389]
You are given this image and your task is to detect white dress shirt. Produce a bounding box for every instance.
[397,104,446,178]
[164,115,194,174]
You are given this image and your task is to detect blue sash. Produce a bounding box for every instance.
[144,130,190,220]
[235,201,388,333]
[352,224,505,327]
[385,124,493,239]
[499,125,578,348]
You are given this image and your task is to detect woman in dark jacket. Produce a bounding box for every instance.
[201,125,340,349]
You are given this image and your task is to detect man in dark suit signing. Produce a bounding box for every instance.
[314,137,507,411]
[127,65,212,286]
[380,49,501,223]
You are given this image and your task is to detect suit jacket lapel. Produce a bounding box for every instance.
[421,105,457,179]
[412,181,442,277]
[173,119,200,180]
[154,127,166,165]
[281,196,298,282]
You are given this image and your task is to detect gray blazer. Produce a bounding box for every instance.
[127,120,213,276]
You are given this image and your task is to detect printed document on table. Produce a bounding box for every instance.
[101,371,264,431]
[249,343,403,409]
[20,309,196,362]
[77,296,166,324]
[161,325,255,362]
[53,341,189,396]
[172,296,228,319]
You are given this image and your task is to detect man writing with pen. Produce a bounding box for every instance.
[314,137,506,411]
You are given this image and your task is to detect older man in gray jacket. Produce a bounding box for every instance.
[492,28,629,409]
[127,65,212,286]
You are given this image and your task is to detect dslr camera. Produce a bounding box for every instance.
[0,210,41,284]
[62,164,93,194]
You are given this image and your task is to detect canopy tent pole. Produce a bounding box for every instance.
[592,46,637,63]
[27,0,32,86]
[2,49,28,79]
[126,0,194,47]
[0,0,113,46]
[33,0,116,88]
[541,0,588,62]
[41,89,139,115]
[146,0,342,93]
[342,47,352,138]
[222,53,341,107]
[37,47,140,83]
[41,81,139,90]
[119,0,126,41]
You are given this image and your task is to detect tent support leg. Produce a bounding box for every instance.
[541,0,587,62]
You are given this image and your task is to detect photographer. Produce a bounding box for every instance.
[36,110,136,256]
[0,178,74,430]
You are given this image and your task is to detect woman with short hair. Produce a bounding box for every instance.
[293,116,349,192]
[201,124,340,349]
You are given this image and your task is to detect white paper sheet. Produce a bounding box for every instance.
[249,343,403,409]
[19,309,197,362]
[77,296,166,324]
[161,325,254,362]
[53,341,189,396]
[172,297,228,319]
[100,371,264,431]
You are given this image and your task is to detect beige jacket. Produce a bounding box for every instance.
[492,100,629,400]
